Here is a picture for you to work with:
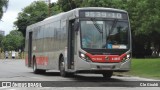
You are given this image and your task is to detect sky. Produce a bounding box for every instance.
[0,0,57,35]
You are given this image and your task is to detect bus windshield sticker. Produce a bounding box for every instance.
[119,45,127,49]
[112,45,120,49]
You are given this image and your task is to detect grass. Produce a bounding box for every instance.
[126,58,160,79]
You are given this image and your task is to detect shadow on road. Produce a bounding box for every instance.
[43,72,60,76]
[72,74,123,82]
[28,72,136,87]
[35,71,124,82]
[29,72,60,76]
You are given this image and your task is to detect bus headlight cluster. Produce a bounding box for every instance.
[122,53,131,62]
[127,54,130,59]
[79,52,91,62]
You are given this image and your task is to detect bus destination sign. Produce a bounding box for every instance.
[80,11,127,19]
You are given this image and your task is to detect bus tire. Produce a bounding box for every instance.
[102,71,113,79]
[33,58,46,74]
[59,56,69,77]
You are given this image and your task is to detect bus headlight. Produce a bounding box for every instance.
[127,54,130,59]
[79,52,91,62]
[122,53,131,62]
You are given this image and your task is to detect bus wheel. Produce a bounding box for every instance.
[102,71,113,79]
[33,59,45,74]
[59,57,68,77]
[33,59,39,74]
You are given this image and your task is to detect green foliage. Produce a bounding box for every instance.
[124,0,160,57]
[14,1,48,37]
[50,2,62,15]
[0,0,8,19]
[58,0,77,12]
[2,30,24,51]
[0,34,4,48]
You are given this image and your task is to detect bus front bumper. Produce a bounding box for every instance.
[75,58,131,72]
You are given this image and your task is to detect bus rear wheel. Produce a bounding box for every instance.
[33,59,45,74]
[102,71,113,79]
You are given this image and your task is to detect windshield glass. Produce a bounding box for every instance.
[80,20,129,49]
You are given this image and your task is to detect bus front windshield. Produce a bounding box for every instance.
[80,20,129,49]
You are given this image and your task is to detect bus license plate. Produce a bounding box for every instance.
[100,66,113,70]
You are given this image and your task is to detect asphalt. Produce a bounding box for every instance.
[0,59,159,90]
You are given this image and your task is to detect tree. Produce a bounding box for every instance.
[0,34,4,48]
[0,34,4,52]
[50,2,62,15]
[124,0,160,57]
[2,30,24,51]
[58,0,77,12]
[0,0,8,19]
[14,1,48,37]
[57,0,127,11]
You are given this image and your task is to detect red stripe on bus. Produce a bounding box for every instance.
[25,55,28,65]
[36,56,48,65]
[86,53,127,63]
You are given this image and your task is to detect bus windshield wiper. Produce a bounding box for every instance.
[91,18,103,34]
[108,19,118,36]
[106,19,118,46]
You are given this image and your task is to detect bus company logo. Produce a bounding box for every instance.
[105,56,109,61]
[2,82,11,87]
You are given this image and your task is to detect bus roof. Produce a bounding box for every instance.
[77,7,127,12]
[43,7,127,20]
[27,7,127,30]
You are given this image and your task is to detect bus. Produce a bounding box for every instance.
[25,7,132,78]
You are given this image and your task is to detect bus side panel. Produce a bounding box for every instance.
[45,20,62,70]
[32,24,44,69]
[33,19,67,70]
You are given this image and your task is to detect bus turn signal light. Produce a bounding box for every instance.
[79,52,91,62]
[122,53,131,62]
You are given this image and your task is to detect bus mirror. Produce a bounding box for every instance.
[74,22,79,31]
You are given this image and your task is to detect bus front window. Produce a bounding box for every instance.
[80,20,129,49]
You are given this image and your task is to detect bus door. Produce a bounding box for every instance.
[67,20,75,69]
[28,32,32,67]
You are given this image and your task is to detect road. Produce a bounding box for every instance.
[0,59,160,90]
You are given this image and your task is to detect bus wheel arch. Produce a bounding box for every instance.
[33,55,46,74]
[59,54,74,77]
[59,54,63,70]
[59,54,66,77]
